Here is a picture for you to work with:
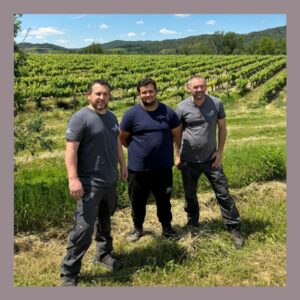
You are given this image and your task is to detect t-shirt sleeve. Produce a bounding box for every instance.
[169,108,181,129]
[120,111,132,132]
[175,105,183,122]
[218,101,226,119]
[65,113,84,142]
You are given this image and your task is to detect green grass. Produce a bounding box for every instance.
[14,75,286,286]
[14,181,286,286]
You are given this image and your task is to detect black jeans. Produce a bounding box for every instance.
[181,161,241,229]
[61,184,117,279]
[127,168,173,229]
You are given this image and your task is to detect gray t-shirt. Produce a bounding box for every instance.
[65,106,119,187]
[176,95,226,163]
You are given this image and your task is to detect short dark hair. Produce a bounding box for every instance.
[187,75,206,87]
[88,79,111,94]
[137,77,157,93]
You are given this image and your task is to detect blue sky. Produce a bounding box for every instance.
[16,14,286,49]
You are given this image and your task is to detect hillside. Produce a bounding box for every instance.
[18,26,286,55]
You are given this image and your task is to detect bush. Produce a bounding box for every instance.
[14,114,55,156]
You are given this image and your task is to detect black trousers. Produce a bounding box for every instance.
[60,184,117,279]
[127,168,173,229]
[181,161,241,229]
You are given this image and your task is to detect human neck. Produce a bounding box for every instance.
[141,101,159,111]
[88,104,106,115]
[192,95,206,107]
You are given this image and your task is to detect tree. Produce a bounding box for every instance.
[14,14,28,113]
[257,37,276,55]
[80,42,104,54]
[248,37,277,55]
[211,31,225,54]
[275,39,286,54]
[223,32,244,54]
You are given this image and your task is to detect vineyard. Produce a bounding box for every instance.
[14,54,286,286]
[15,54,286,112]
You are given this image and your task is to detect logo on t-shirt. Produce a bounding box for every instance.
[156,114,166,120]
[66,128,72,135]
[111,124,119,132]
[207,110,214,117]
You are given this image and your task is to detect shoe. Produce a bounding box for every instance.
[61,276,77,287]
[230,228,244,249]
[126,228,142,242]
[162,225,177,239]
[93,254,123,271]
[187,224,199,236]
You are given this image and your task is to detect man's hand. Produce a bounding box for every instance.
[175,155,182,170]
[69,178,84,200]
[120,164,128,181]
[212,151,222,169]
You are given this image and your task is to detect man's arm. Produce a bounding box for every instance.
[65,140,84,200]
[212,118,227,169]
[117,136,128,180]
[172,124,182,169]
[119,130,130,147]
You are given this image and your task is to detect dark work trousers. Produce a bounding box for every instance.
[127,168,173,229]
[181,161,241,229]
[60,184,117,279]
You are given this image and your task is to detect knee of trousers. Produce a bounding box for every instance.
[69,220,95,247]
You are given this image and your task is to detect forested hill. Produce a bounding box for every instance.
[18,25,286,55]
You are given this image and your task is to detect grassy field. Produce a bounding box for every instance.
[14,71,286,286]
[14,181,286,286]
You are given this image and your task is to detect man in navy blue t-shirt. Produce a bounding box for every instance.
[120,78,181,241]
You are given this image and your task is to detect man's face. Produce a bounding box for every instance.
[188,78,207,100]
[139,83,157,107]
[87,83,110,112]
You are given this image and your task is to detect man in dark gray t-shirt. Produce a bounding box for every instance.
[60,80,127,286]
[175,76,244,249]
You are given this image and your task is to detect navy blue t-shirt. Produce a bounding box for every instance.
[120,103,180,171]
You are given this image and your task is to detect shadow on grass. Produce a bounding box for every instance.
[67,217,274,286]
[172,217,273,241]
[80,238,188,286]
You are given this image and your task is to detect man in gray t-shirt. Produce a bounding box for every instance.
[175,76,244,249]
[60,80,127,286]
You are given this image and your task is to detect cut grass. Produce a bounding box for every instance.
[14,181,286,287]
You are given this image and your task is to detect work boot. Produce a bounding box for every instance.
[187,224,199,237]
[93,253,123,271]
[126,227,143,242]
[61,276,78,287]
[230,228,244,249]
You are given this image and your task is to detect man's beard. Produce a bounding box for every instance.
[193,92,205,100]
[91,101,107,111]
[141,99,156,107]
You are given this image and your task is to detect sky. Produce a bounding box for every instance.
[16,14,286,49]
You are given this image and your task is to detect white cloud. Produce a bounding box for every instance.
[56,39,69,44]
[174,14,191,18]
[140,32,146,36]
[187,29,196,33]
[84,38,95,43]
[71,14,87,20]
[99,24,110,29]
[206,20,216,26]
[128,32,137,37]
[36,36,44,40]
[29,27,65,37]
[136,20,144,25]
[160,28,178,35]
